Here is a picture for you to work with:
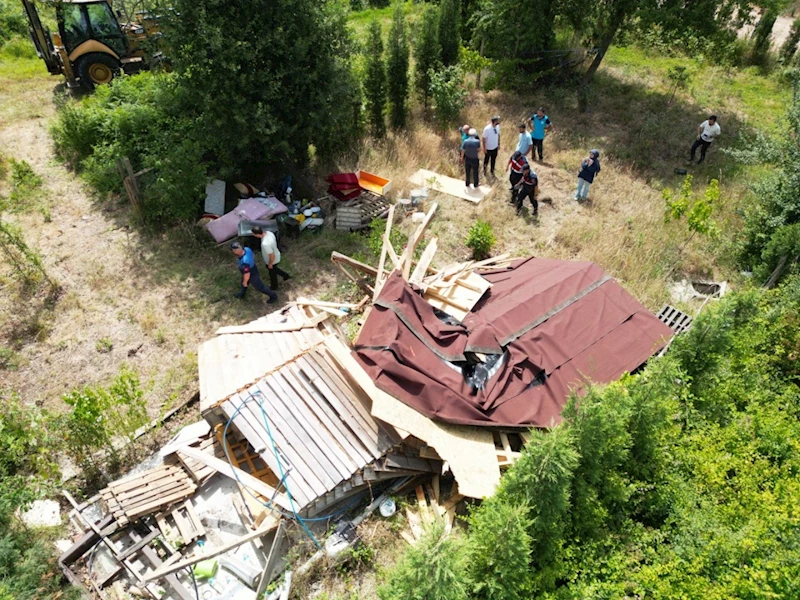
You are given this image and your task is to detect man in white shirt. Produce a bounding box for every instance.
[688,115,721,165]
[482,115,501,178]
[251,226,292,291]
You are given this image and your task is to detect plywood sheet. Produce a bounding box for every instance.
[409,169,492,203]
[324,337,500,499]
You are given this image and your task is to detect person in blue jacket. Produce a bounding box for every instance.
[230,241,277,302]
[575,149,601,202]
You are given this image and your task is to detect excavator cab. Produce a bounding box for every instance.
[20,0,159,89]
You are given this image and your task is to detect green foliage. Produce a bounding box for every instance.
[458,45,491,79]
[51,73,208,225]
[60,367,148,468]
[464,219,494,260]
[2,159,43,212]
[438,0,460,67]
[664,175,718,237]
[0,0,26,47]
[466,500,533,600]
[664,64,689,104]
[378,520,469,600]
[162,0,359,167]
[364,20,387,137]
[429,65,467,128]
[386,3,409,129]
[0,348,20,371]
[366,217,407,261]
[755,222,800,284]
[750,9,778,67]
[738,82,800,279]
[0,219,55,288]
[779,17,800,65]
[413,5,440,107]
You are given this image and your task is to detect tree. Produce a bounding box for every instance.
[387,3,410,129]
[161,0,358,171]
[414,5,440,108]
[750,8,778,66]
[364,20,387,136]
[779,17,800,65]
[429,66,467,128]
[439,0,460,67]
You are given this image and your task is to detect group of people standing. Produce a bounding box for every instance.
[230,225,292,301]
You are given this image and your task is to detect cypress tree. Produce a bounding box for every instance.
[387,3,409,129]
[414,5,441,108]
[364,20,387,137]
[779,17,800,65]
[439,0,460,67]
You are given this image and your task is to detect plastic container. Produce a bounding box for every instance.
[193,558,218,579]
[379,497,397,518]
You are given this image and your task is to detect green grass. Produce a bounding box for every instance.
[605,45,790,132]
[348,1,419,38]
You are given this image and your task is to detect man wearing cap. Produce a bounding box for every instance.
[528,107,554,162]
[505,150,528,204]
[516,122,532,157]
[482,115,501,178]
[515,164,539,217]
[461,128,482,190]
[230,241,277,302]
[251,225,292,290]
[575,149,601,201]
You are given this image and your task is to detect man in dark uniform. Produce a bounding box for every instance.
[230,241,277,302]
[505,150,528,204]
[514,164,539,217]
[460,128,482,190]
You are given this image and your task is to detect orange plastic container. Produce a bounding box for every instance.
[357,170,392,196]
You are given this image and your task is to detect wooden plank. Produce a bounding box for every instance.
[117,529,160,561]
[401,202,438,280]
[255,521,286,598]
[276,362,372,467]
[222,399,315,507]
[415,486,433,524]
[266,371,357,478]
[255,378,340,491]
[290,356,381,456]
[216,312,328,335]
[139,545,194,600]
[426,483,445,518]
[184,500,205,538]
[177,446,292,512]
[126,486,197,519]
[409,236,438,285]
[409,169,489,203]
[171,506,194,545]
[431,475,440,504]
[374,204,395,300]
[142,520,280,582]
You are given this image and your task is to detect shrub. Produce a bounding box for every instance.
[429,65,467,128]
[465,219,495,260]
[5,159,43,212]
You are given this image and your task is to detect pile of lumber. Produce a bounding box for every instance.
[100,460,197,526]
[331,202,516,321]
[402,478,464,545]
[335,192,391,231]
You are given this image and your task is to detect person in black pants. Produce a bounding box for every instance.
[251,226,292,290]
[505,151,528,204]
[482,115,501,177]
[515,164,539,217]
[460,128,481,189]
[687,115,721,165]
[230,242,277,302]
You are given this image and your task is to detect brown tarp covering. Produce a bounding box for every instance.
[354,258,673,428]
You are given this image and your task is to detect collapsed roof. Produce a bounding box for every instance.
[354,258,673,428]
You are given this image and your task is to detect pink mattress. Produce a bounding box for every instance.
[205,197,288,243]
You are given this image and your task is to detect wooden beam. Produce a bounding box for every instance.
[255,521,285,598]
[142,519,280,582]
[216,312,328,335]
[374,204,395,300]
[400,202,438,280]
[177,446,292,511]
[409,237,438,285]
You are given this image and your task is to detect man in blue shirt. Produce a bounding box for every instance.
[230,241,277,302]
[528,107,554,162]
[460,128,482,189]
[516,123,532,157]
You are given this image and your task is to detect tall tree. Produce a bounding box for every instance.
[364,20,387,136]
[161,0,358,170]
[414,5,440,108]
[779,18,800,64]
[439,0,460,67]
[387,3,409,128]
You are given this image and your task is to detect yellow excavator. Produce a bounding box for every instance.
[20,0,161,89]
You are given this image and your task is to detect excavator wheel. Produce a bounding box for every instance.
[76,52,120,89]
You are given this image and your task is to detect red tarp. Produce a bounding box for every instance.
[354,258,673,428]
[326,173,362,201]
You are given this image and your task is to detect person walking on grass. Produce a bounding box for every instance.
[575,149,601,202]
[482,115,501,178]
[251,225,292,291]
[516,122,532,157]
[515,163,539,217]
[460,124,470,143]
[505,150,528,204]
[687,115,721,165]
[528,107,554,162]
[230,241,277,302]
[461,128,481,190]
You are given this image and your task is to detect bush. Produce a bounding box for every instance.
[465,219,495,260]
[429,65,467,128]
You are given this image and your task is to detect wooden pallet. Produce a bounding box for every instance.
[175,435,226,484]
[335,192,390,230]
[100,460,197,526]
[657,304,693,334]
[155,499,206,547]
